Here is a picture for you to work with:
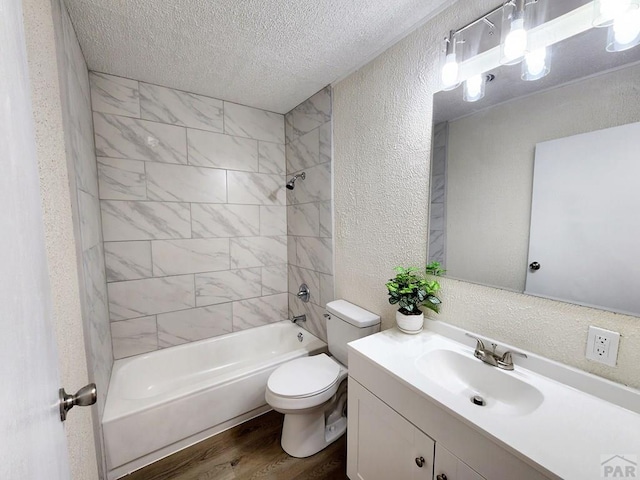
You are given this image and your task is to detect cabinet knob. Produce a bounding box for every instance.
[415,456,425,467]
[436,474,448,480]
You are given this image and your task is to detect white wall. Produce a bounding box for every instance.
[22,0,100,478]
[446,64,640,291]
[333,0,640,389]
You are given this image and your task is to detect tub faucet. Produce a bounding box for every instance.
[465,333,527,371]
[296,283,310,303]
[291,314,306,325]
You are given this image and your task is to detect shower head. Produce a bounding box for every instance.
[286,172,305,190]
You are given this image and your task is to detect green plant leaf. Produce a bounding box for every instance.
[386,265,443,315]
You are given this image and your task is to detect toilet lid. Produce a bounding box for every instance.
[268,354,341,398]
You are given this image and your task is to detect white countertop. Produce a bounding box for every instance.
[348,323,640,480]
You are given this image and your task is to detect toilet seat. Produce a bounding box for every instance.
[265,354,347,412]
[267,354,341,398]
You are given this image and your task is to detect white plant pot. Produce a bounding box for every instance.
[396,310,424,334]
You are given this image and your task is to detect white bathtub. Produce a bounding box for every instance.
[103,321,326,479]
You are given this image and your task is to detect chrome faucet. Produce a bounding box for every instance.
[291,314,306,325]
[296,283,310,303]
[465,333,527,371]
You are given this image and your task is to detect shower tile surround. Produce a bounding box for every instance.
[50,3,112,476]
[285,88,335,341]
[428,122,447,266]
[91,73,289,358]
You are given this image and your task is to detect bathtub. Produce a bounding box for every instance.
[102,321,326,479]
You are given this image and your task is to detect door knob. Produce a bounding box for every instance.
[529,261,541,271]
[437,474,448,480]
[415,456,425,467]
[59,383,97,421]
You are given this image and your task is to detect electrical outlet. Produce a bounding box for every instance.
[586,326,620,366]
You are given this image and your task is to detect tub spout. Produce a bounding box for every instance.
[291,314,306,324]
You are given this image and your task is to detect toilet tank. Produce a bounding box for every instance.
[326,300,380,366]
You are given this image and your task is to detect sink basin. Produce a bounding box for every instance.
[415,349,544,416]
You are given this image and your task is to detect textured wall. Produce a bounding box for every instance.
[285,87,335,341]
[446,63,640,291]
[22,0,101,478]
[90,73,289,359]
[333,0,640,389]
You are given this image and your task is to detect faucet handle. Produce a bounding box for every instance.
[464,333,485,351]
[497,350,527,370]
[500,350,527,362]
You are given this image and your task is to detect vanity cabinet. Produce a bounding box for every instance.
[434,445,485,480]
[347,378,435,479]
[347,352,552,480]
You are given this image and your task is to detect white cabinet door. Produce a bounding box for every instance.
[347,378,435,480]
[434,444,485,480]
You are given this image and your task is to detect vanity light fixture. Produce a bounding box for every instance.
[593,0,640,51]
[440,0,640,100]
[463,74,494,102]
[593,0,639,27]
[440,0,544,100]
[464,74,485,102]
[606,8,640,50]
[441,30,461,91]
[500,0,529,65]
[522,46,550,80]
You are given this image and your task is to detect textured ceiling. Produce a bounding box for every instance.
[64,0,451,113]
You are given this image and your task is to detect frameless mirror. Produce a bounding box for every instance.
[428,1,640,316]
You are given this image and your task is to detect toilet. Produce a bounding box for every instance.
[265,300,380,458]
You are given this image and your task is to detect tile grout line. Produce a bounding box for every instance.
[94,80,325,356]
[95,109,282,145]
[90,69,288,119]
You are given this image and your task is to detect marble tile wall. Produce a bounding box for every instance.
[52,1,111,476]
[285,88,334,341]
[90,73,287,359]
[429,122,447,267]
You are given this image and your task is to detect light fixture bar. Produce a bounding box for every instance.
[452,3,504,37]
[457,2,595,84]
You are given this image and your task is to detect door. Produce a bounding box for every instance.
[525,121,640,316]
[0,0,70,478]
[434,444,486,480]
[347,378,435,480]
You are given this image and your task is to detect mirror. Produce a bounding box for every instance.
[429,3,640,317]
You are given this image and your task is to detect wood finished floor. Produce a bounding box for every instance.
[122,411,348,480]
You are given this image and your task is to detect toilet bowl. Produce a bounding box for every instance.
[265,300,380,458]
[266,353,348,458]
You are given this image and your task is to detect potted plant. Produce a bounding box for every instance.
[385,262,444,334]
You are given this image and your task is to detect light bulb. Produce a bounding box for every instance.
[466,75,482,98]
[602,0,631,21]
[525,48,546,76]
[463,75,485,102]
[613,10,640,45]
[595,0,638,27]
[441,53,459,90]
[504,18,527,61]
